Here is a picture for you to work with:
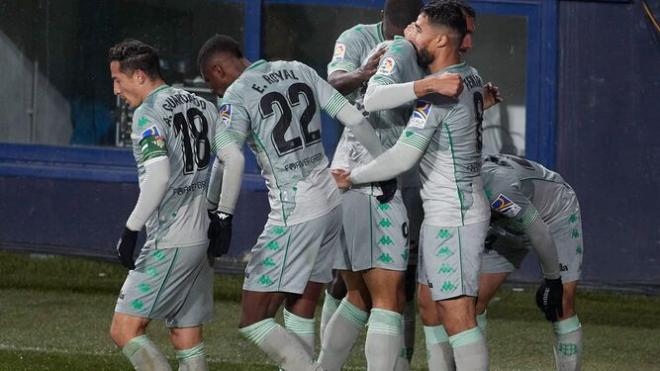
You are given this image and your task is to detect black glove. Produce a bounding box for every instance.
[207,210,233,258]
[116,227,138,270]
[535,277,564,322]
[376,178,397,204]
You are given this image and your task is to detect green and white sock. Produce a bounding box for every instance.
[122,335,172,371]
[318,298,368,371]
[394,314,410,371]
[553,315,582,371]
[449,327,488,371]
[365,308,402,371]
[477,311,488,336]
[283,308,316,358]
[240,318,321,371]
[176,342,207,371]
[320,290,341,341]
[424,325,455,371]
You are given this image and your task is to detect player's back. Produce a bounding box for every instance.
[416,62,489,226]
[221,60,343,225]
[482,154,573,224]
[131,85,218,248]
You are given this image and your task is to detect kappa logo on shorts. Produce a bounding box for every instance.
[409,100,432,129]
[491,193,522,218]
[333,43,346,60]
[377,56,396,75]
[219,104,232,127]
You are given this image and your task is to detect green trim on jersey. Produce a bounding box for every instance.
[444,62,467,72]
[277,232,293,291]
[247,59,267,71]
[148,248,179,318]
[143,84,170,101]
[457,228,464,293]
[324,92,349,118]
[519,207,539,227]
[376,22,385,42]
[443,122,465,226]
[214,130,243,151]
[400,130,430,152]
[371,74,395,86]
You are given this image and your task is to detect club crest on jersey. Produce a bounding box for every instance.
[333,43,346,60]
[409,100,432,128]
[377,57,396,75]
[491,193,522,218]
[219,104,232,127]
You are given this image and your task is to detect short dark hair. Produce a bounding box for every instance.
[421,1,467,44]
[108,39,162,80]
[442,0,476,19]
[384,0,424,28]
[197,34,243,72]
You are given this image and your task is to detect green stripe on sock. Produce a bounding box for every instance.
[337,298,369,327]
[176,342,206,360]
[122,335,150,358]
[424,325,449,345]
[239,318,277,345]
[283,308,315,335]
[477,311,487,333]
[553,315,581,335]
[448,327,483,348]
[368,308,402,336]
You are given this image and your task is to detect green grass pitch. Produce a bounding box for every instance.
[1,251,659,370]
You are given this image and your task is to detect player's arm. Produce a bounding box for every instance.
[327,32,385,96]
[117,110,170,269]
[206,101,248,258]
[363,73,462,112]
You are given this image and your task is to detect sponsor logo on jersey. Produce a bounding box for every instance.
[333,43,346,60]
[219,104,232,127]
[140,126,165,149]
[491,193,522,218]
[409,100,432,128]
[377,56,396,75]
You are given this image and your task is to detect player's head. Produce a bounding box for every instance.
[108,39,163,108]
[407,1,467,68]
[197,34,244,97]
[441,0,477,53]
[382,0,425,39]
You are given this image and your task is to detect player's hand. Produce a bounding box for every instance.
[376,178,397,204]
[358,47,387,80]
[331,169,352,190]
[418,73,463,99]
[535,278,564,322]
[208,210,233,258]
[116,227,138,270]
[404,23,417,41]
[483,82,503,110]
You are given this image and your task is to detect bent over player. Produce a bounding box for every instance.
[197,34,387,371]
[478,154,584,371]
[109,39,234,371]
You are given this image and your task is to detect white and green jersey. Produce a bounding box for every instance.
[399,63,490,226]
[215,60,349,226]
[131,85,218,248]
[482,154,574,233]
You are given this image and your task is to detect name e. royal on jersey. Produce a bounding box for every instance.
[251,69,300,93]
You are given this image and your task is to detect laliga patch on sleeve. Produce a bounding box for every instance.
[333,43,346,60]
[219,104,232,127]
[408,100,432,129]
[490,193,522,218]
[141,125,161,139]
[377,56,396,75]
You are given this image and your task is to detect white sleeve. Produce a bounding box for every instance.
[363,81,416,112]
[335,103,384,158]
[524,215,561,279]
[350,141,423,184]
[206,157,224,209]
[125,157,170,231]
[216,143,245,215]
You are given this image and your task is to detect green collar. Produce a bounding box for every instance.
[246,59,267,71]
